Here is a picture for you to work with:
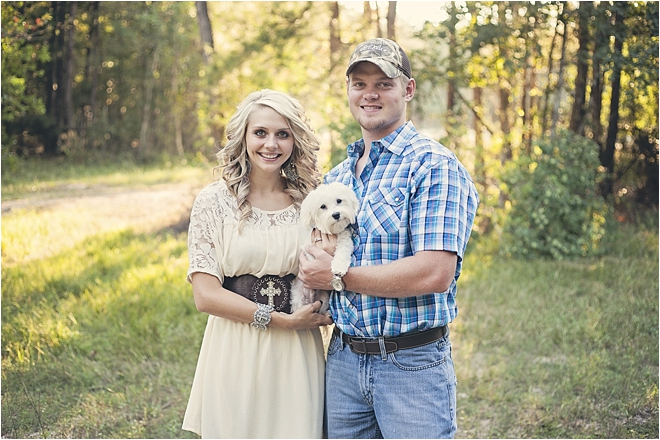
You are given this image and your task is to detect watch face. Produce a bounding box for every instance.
[331,277,344,291]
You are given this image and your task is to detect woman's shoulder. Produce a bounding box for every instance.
[193,179,237,212]
[196,179,230,200]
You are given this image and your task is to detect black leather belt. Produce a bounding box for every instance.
[223,274,295,314]
[334,325,448,355]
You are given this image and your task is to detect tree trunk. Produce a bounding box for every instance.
[62,1,76,134]
[550,14,569,137]
[569,2,591,135]
[540,16,559,138]
[601,6,625,196]
[521,51,534,154]
[329,2,341,72]
[44,1,66,155]
[362,1,373,31]
[387,1,396,40]
[473,87,485,185]
[447,7,457,115]
[498,82,512,208]
[588,62,604,142]
[84,1,100,129]
[139,46,160,161]
[588,21,607,147]
[195,1,214,64]
[171,65,185,157]
[375,3,383,38]
[499,84,512,162]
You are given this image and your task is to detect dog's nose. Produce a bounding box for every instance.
[332,212,341,220]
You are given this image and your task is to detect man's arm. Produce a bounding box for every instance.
[297,246,457,297]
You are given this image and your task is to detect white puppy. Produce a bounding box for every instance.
[291,182,359,313]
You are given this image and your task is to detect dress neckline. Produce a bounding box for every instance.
[251,204,295,214]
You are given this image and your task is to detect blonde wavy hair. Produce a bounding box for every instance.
[216,89,321,229]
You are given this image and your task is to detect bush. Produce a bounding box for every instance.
[500,130,609,259]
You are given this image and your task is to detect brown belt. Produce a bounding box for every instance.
[334,325,448,355]
[223,274,295,314]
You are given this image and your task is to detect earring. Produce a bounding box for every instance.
[282,161,299,181]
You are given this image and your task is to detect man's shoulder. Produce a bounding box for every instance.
[400,131,457,164]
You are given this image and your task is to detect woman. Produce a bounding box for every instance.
[182,89,333,438]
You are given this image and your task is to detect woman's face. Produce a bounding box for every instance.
[245,105,295,178]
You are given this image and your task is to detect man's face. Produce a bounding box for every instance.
[346,62,415,140]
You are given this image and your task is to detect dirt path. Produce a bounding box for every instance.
[1,180,205,266]
[2,181,200,233]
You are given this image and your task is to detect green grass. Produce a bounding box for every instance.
[2,229,203,438]
[1,158,658,438]
[454,220,659,438]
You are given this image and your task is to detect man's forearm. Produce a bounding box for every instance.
[342,250,457,298]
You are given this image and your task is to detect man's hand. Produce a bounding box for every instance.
[298,245,334,290]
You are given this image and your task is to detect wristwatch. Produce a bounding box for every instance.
[330,273,345,291]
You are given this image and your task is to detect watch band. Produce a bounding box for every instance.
[331,273,345,291]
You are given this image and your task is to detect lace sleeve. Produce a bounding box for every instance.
[187,184,224,283]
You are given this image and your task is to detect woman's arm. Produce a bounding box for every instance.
[191,272,333,330]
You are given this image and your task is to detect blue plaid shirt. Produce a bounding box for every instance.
[324,121,479,337]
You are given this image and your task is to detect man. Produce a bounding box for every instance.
[298,38,479,439]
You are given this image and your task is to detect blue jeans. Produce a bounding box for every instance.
[325,330,457,439]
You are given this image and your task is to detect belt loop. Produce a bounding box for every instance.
[378,337,387,361]
[334,327,345,351]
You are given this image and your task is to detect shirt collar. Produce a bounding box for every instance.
[347,121,417,159]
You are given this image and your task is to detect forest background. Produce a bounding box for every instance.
[3,1,659,223]
[1,1,659,438]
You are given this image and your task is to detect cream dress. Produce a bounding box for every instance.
[182,179,325,439]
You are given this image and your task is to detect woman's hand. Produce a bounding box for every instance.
[311,229,337,256]
[271,300,333,330]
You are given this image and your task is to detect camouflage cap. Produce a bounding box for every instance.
[346,38,412,79]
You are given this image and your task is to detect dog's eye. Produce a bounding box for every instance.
[320,204,326,209]
[336,199,342,204]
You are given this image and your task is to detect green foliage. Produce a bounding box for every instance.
[500,130,608,259]
[0,2,51,123]
[326,113,360,170]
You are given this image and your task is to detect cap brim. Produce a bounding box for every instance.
[346,58,401,79]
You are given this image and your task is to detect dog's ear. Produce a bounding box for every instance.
[299,191,317,228]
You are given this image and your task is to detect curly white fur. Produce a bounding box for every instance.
[291,182,359,313]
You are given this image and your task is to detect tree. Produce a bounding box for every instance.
[387,1,396,40]
[550,10,569,137]
[62,2,76,133]
[195,1,213,64]
[82,2,101,133]
[329,2,341,71]
[1,2,56,156]
[601,4,626,197]
[569,1,591,135]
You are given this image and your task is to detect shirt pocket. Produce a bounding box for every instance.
[364,187,406,236]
